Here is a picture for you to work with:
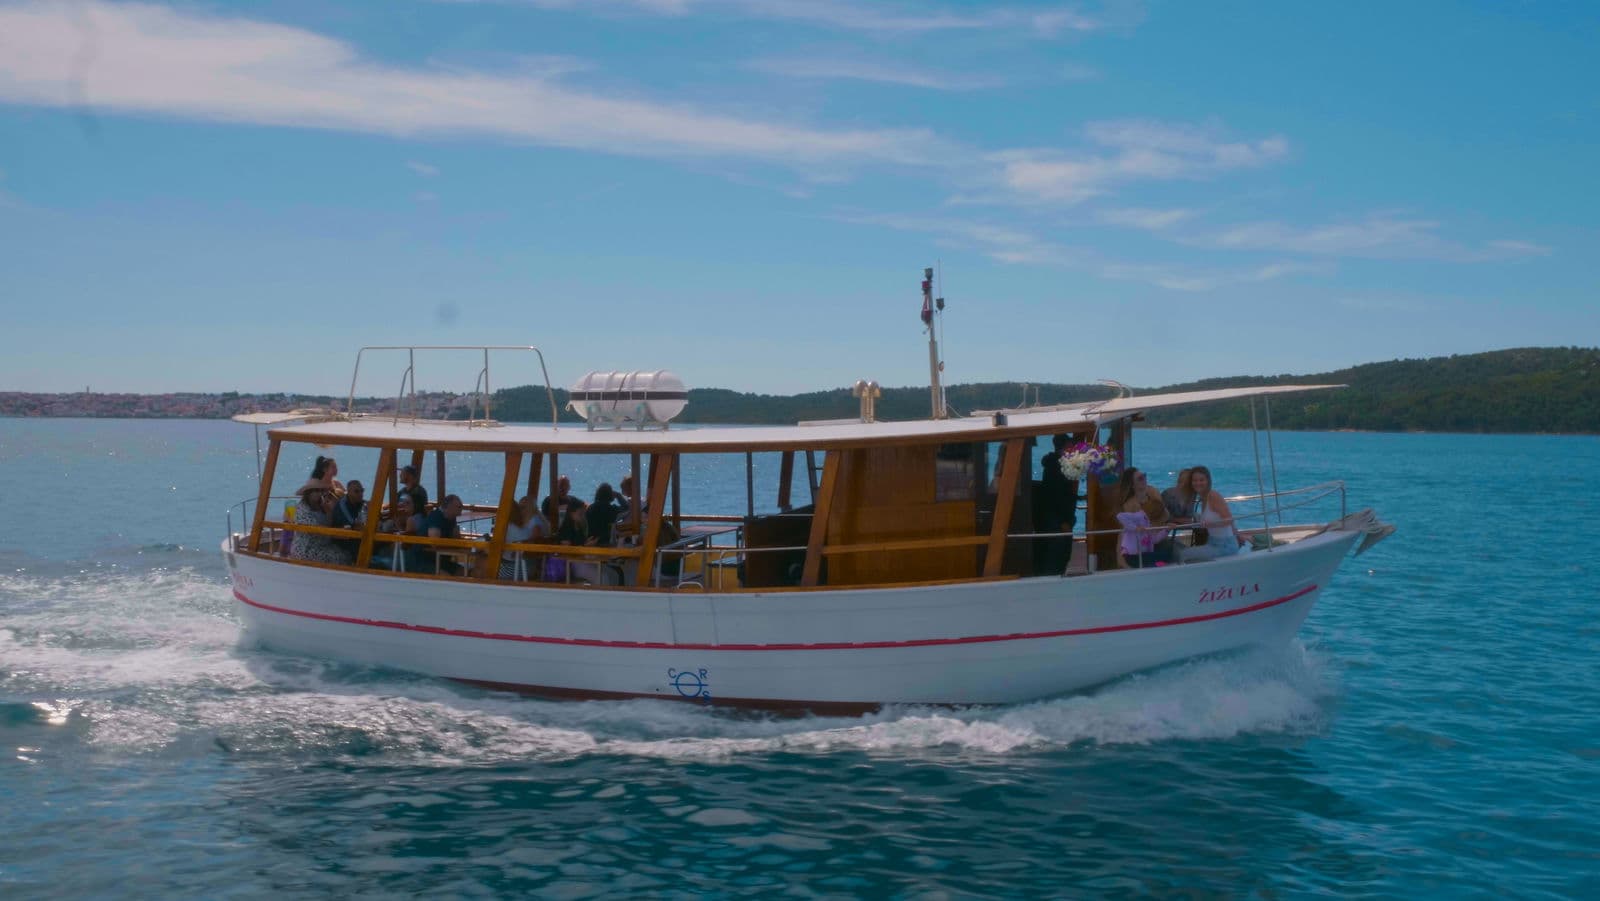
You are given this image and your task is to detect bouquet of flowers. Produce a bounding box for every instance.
[1058,441,1120,482]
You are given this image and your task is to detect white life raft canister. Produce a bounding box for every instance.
[567,370,688,429]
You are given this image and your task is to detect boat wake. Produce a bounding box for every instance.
[1,567,1338,764]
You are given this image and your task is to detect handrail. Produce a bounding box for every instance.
[820,535,989,556]
[234,481,1350,587]
[502,541,643,561]
[344,345,559,428]
[262,520,486,550]
[1225,479,1344,507]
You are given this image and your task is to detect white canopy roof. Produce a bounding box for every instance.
[262,384,1341,453]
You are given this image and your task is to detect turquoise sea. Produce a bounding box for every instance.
[2,419,1597,898]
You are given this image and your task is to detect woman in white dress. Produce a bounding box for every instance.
[1180,465,1249,562]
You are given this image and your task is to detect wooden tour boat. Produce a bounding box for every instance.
[223,313,1391,712]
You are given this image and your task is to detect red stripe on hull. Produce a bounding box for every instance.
[233,584,1316,651]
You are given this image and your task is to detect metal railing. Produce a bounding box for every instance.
[646,480,1350,584]
[344,345,559,427]
[227,480,1352,586]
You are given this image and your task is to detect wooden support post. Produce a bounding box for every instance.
[629,453,642,529]
[526,451,543,501]
[1086,422,1128,573]
[484,450,524,581]
[357,446,397,568]
[983,438,1025,577]
[671,455,682,534]
[548,452,560,503]
[435,449,447,504]
[637,453,676,586]
[745,452,755,518]
[800,451,841,587]
[777,450,794,511]
[247,439,282,553]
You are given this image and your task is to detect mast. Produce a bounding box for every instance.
[921,267,947,420]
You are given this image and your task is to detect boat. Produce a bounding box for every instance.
[221,295,1391,713]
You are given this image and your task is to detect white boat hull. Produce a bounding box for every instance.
[223,530,1360,710]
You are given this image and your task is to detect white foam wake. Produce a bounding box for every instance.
[1,569,1336,761]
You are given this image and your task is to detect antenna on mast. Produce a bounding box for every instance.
[921,266,947,419]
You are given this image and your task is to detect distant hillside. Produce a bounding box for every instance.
[489,347,1600,433]
[1141,347,1599,433]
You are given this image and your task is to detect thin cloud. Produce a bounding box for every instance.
[983,120,1288,205]
[0,1,943,168]
[406,160,440,177]
[1058,62,1099,82]
[1095,259,1326,292]
[1334,294,1445,314]
[843,211,1321,291]
[1186,214,1552,262]
[467,0,1117,36]
[1098,207,1194,230]
[745,57,1004,91]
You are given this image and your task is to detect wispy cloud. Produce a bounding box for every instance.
[744,57,1004,91]
[1098,207,1194,230]
[1185,214,1552,262]
[1058,62,1099,82]
[842,212,1322,291]
[979,120,1288,205]
[0,1,943,168]
[406,160,440,177]
[463,0,1119,36]
[1334,294,1445,314]
[1094,259,1326,292]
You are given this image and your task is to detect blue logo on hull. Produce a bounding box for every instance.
[667,667,711,704]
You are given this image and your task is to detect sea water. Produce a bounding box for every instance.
[1,419,1596,897]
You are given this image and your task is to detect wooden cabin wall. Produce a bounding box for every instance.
[1084,420,1131,571]
[827,445,978,585]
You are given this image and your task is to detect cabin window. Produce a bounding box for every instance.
[934,443,980,502]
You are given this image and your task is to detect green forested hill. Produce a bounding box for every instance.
[489,347,1600,434]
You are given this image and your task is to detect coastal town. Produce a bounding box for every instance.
[0,390,474,419]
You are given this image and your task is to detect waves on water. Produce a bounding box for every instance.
[0,566,1338,766]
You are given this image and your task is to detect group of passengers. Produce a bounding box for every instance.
[1115,464,1250,569]
[286,457,462,571]
[284,456,643,580]
[494,476,639,581]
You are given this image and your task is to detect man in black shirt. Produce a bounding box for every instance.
[424,494,464,574]
[1037,434,1080,575]
[330,479,366,558]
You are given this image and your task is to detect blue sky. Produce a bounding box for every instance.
[1,0,1595,397]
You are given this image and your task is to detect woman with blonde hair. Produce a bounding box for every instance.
[1180,465,1249,562]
